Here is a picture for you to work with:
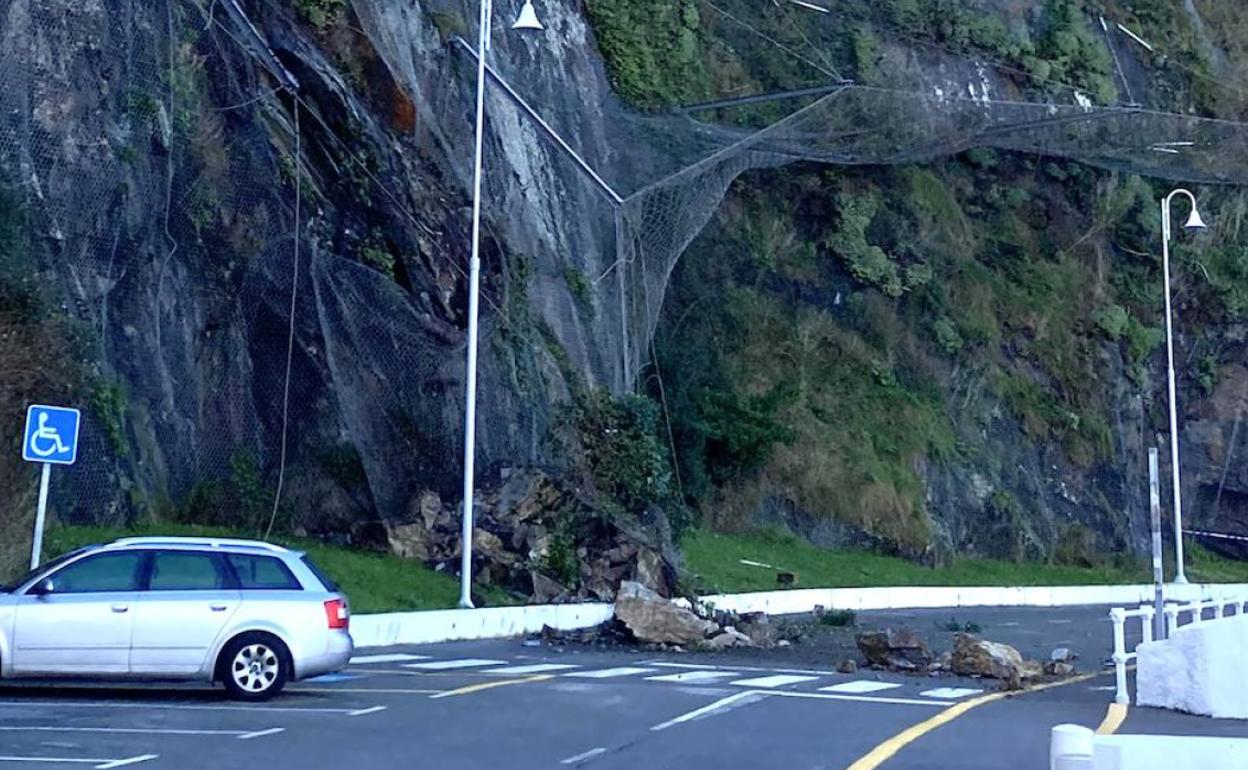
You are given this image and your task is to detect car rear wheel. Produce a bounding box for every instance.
[220,633,289,701]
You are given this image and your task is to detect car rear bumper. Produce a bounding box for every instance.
[294,630,353,680]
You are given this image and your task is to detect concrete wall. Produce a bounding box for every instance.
[1052,725,1248,769]
[351,603,614,648]
[1137,613,1248,719]
[352,582,1248,648]
[698,583,1248,616]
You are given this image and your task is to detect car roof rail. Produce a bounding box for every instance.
[106,536,289,553]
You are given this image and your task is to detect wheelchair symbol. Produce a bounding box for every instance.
[28,412,69,458]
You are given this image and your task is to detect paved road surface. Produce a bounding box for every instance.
[0,605,1242,769]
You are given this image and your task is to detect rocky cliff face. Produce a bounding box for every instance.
[1,0,1245,581]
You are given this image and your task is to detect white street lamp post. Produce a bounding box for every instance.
[459,0,543,609]
[1159,188,1206,587]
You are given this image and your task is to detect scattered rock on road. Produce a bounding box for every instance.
[1050,647,1077,663]
[1044,660,1077,677]
[837,658,858,674]
[855,629,933,671]
[704,626,754,650]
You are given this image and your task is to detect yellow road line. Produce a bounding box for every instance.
[845,672,1100,770]
[1096,702,1128,735]
[429,674,554,699]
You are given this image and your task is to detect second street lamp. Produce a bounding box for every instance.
[1159,187,1206,586]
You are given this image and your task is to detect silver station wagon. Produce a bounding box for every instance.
[0,537,353,700]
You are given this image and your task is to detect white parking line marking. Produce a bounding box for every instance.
[0,701,358,715]
[0,727,250,737]
[729,675,819,689]
[346,705,387,717]
[646,670,741,684]
[483,664,580,675]
[650,691,767,731]
[920,687,983,699]
[238,728,285,740]
[96,757,158,770]
[559,747,607,765]
[820,681,903,694]
[0,758,109,766]
[565,667,656,679]
[403,659,507,670]
[0,757,158,769]
[350,654,430,665]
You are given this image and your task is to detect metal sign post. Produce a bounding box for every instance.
[21,405,81,569]
[1149,447,1165,640]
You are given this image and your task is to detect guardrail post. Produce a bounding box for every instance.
[1110,608,1129,704]
[1140,605,1154,645]
[1164,603,1180,636]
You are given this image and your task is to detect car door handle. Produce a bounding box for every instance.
[111,604,129,613]
[210,604,229,612]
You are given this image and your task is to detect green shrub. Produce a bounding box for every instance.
[933,317,964,354]
[293,0,345,27]
[826,192,905,297]
[1093,304,1129,340]
[820,609,857,627]
[566,390,674,515]
[563,265,592,308]
[584,0,708,109]
[91,381,128,457]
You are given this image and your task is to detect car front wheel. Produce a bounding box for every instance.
[220,633,289,701]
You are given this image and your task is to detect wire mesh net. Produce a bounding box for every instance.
[2,0,1247,566]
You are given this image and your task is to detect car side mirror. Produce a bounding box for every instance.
[29,578,54,597]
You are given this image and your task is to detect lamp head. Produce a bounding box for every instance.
[512,0,543,31]
[1184,207,1207,230]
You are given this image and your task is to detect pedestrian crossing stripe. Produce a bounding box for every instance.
[350,654,430,665]
[403,659,508,670]
[919,687,982,699]
[730,675,819,688]
[484,664,581,675]
[565,667,657,678]
[645,670,741,683]
[820,681,902,694]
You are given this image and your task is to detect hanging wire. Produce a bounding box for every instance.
[264,100,300,541]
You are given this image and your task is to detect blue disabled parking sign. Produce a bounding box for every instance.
[22,404,81,466]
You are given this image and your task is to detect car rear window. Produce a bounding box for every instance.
[300,555,339,592]
[226,554,301,590]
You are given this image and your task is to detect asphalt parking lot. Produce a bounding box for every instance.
[0,606,1242,770]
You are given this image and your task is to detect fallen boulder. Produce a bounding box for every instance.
[950,633,1031,690]
[614,581,719,645]
[856,629,933,671]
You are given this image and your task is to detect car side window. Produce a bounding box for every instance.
[43,552,144,594]
[149,551,231,591]
[226,554,301,590]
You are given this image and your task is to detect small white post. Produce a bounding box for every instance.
[1050,724,1095,770]
[1140,606,1154,645]
[30,462,51,569]
[1110,608,1129,704]
[1215,601,1225,620]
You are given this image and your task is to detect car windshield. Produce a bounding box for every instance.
[0,548,90,592]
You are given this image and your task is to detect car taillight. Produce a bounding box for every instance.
[324,598,349,630]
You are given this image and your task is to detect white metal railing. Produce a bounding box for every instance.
[1110,594,1248,704]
